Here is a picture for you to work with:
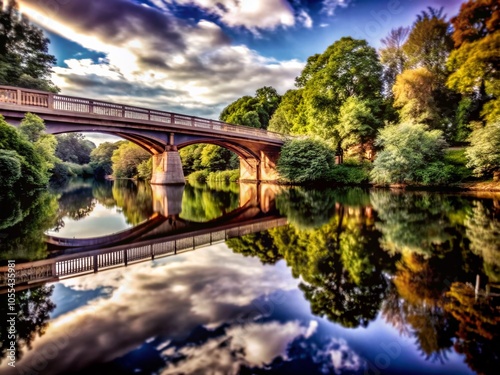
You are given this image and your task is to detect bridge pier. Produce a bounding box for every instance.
[150,147,185,185]
[239,150,280,182]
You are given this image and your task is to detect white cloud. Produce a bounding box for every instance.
[18,0,304,119]
[163,0,312,31]
[322,0,351,16]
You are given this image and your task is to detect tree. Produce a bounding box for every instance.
[370,122,448,185]
[299,37,383,153]
[277,138,335,183]
[450,0,500,48]
[18,113,57,175]
[200,144,238,172]
[0,114,50,189]
[392,67,440,125]
[56,133,96,164]
[220,86,281,129]
[90,141,124,178]
[465,121,500,180]
[0,0,58,92]
[379,27,410,95]
[111,141,151,178]
[447,32,500,124]
[403,7,453,78]
[268,89,304,134]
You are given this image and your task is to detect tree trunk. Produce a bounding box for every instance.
[493,170,500,182]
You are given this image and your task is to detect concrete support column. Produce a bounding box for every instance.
[150,147,185,185]
[239,157,259,182]
[259,150,280,182]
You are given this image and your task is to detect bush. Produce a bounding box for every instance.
[370,122,448,185]
[187,170,209,184]
[207,170,239,183]
[277,138,335,183]
[327,162,371,184]
[415,162,455,185]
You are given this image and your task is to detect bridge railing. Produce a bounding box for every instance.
[0,217,287,290]
[0,86,285,141]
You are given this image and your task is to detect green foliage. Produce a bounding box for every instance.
[327,162,371,184]
[90,141,123,178]
[206,169,239,184]
[0,190,58,261]
[465,121,500,178]
[137,157,152,181]
[187,170,210,185]
[0,115,49,189]
[0,149,21,188]
[443,148,472,181]
[180,180,239,222]
[200,144,237,172]
[370,121,448,184]
[403,7,453,78]
[18,112,45,142]
[226,232,282,265]
[55,133,96,164]
[268,89,304,134]
[0,0,58,92]
[447,32,500,124]
[277,138,335,183]
[220,86,281,129]
[299,37,383,143]
[111,141,150,178]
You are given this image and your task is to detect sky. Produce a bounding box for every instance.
[18,0,464,124]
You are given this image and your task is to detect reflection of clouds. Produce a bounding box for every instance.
[161,321,308,374]
[312,338,364,375]
[11,245,299,375]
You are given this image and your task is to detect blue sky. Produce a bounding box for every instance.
[19,0,463,121]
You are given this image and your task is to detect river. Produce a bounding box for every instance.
[0,178,499,375]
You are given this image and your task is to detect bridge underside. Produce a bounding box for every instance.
[4,114,281,184]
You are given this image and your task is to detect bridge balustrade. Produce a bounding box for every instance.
[0,85,284,141]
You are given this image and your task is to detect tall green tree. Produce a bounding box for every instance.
[268,89,304,134]
[299,37,383,156]
[0,0,58,91]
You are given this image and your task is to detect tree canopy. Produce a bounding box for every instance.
[0,0,58,92]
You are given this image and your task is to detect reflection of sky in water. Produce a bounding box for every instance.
[46,203,132,238]
[8,244,474,375]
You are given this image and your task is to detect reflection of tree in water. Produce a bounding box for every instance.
[226,231,281,265]
[112,180,154,225]
[465,200,500,283]
[0,286,55,363]
[0,191,58,261]
[55,186,96,225]
[445,282,500,375]
[180,182,239,222]
[275,187,370,230]
[371,191,471,257]
[228,192,395,329]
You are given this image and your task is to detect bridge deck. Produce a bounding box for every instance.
[0,85,284,143]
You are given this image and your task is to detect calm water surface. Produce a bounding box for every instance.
[0,180,499,375]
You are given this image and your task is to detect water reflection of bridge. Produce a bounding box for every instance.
[0,183,287,292]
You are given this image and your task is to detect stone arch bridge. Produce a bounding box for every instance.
[0,86,286,184]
